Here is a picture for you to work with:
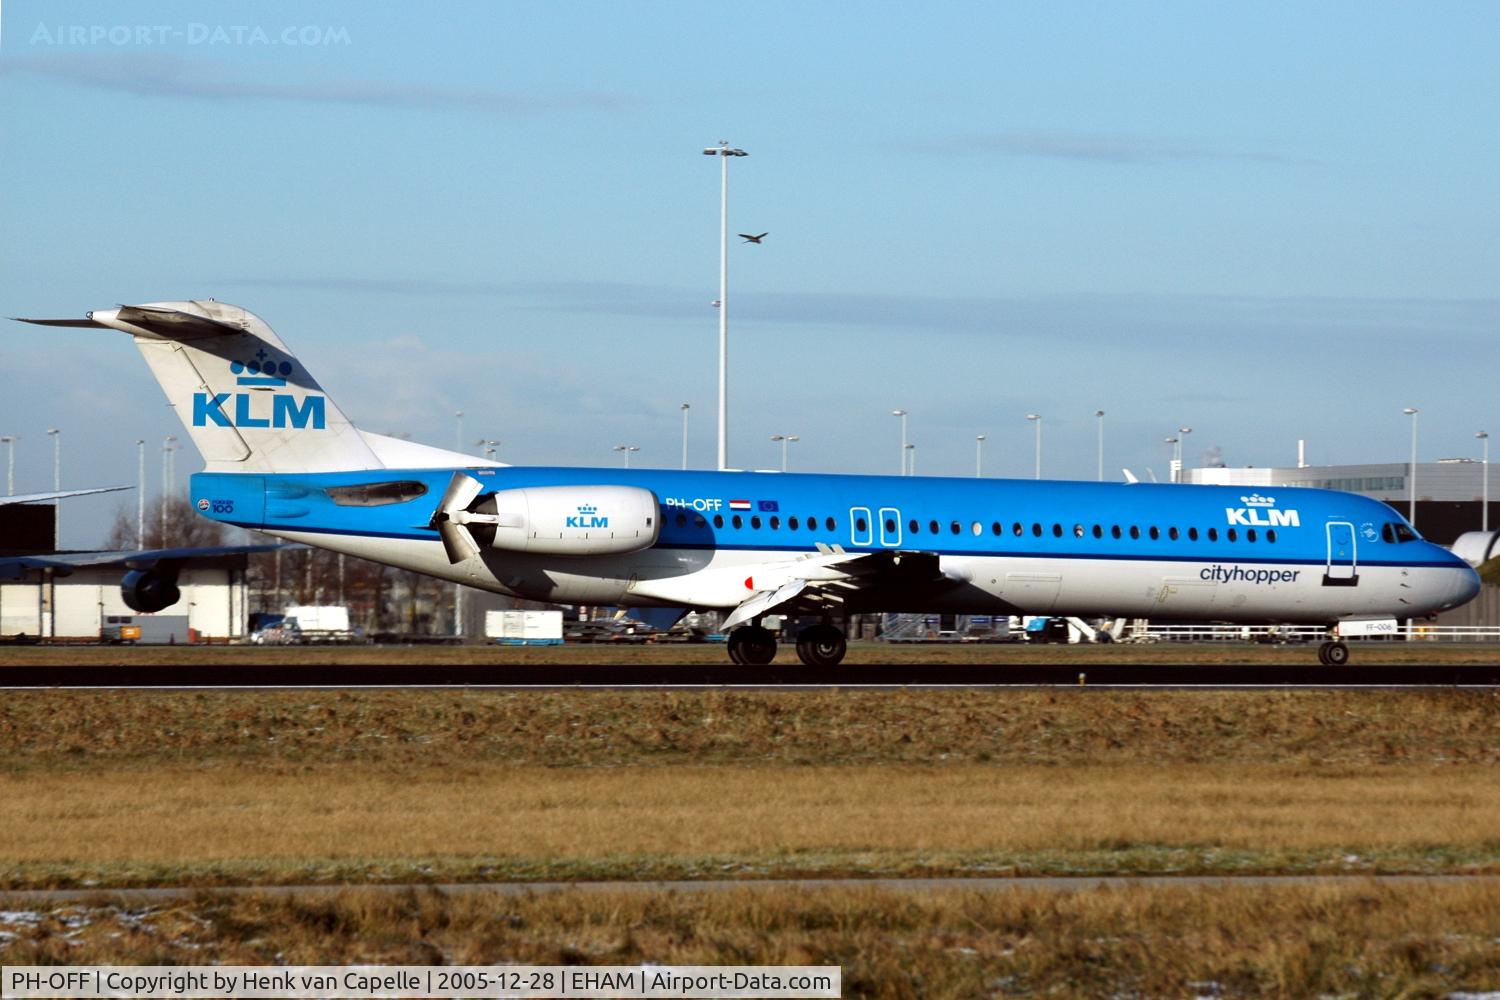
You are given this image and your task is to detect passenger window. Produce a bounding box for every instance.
[950,521,961,535]
[714,514,724,528]
[930,520,940,534]
[1149,526,1160,540]
[1208,528,1218,541]
[1168,527,1179,540]
[1032,523,1043,537]
[992,521,1002,536]
[751,515,761,529]
[1013,522,1023,536]
[1111,525,1121,539]
[1266,529,1276,543]
[1227,528,1238,542]
[808,517,818,532]
[971,521,982,536]
[1092,525,1102,539]
[732,515,743,529]
[909,519,919,533]
[675,513,687,528]
[1188,527,1199,541]
[886,517,897,534]
[694,514,706,527]
[789,516,800,530]
[1052,523,1063,538]
[825,517,836,531]
[1073,524,1084,538]
[1247,528,1257,542]
[855,516,867,532]
[770,516,780,530]
[1129,526,1140,539]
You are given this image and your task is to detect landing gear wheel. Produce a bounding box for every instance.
[795,624,848,667]
[727,625,778,665]
[1317,640,1351,665]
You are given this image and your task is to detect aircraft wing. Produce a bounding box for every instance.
[0,542,302,579]
[721,548,949,630]
[0,485,131,506]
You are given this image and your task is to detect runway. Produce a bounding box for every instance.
[2,661,1499,687]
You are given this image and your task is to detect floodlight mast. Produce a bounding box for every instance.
[703,140,748,471]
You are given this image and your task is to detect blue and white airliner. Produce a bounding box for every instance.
[16,301,1481,666]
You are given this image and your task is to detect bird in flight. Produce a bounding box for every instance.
[738,232,768,244]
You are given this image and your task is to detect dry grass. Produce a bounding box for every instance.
[2,688,1498,770]
[0,689,1497,887]
[1,763,1499,888]
[3,882,1499,997]
[4,638,1500,665]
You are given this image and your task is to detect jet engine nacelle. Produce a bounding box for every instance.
[121,566,182,612]
[462,485,660,557]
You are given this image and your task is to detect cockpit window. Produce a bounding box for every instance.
[1393,523,1418,543]
[325,481,430,506]
[1381,523,1395,544]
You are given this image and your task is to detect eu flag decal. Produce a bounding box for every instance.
[758,500,780,512]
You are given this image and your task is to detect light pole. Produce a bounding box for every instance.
[680,403,691,470]
[454,411,464,452]
[1404,407,1419,526]
[136,439,146,548]
[161,435,178,539]
[0,435,15,496]
[613,444,639,468]
[1479,431,1490,532]
[1095,410,1106,482]
[1025,414,1042,480]
[905,442,916,476]
[47,428,60,543]
[770,434,799,472]
[1174,426,1192,483]
[892,409,908,475]
[703,140,747,471]
[975,434,986,478]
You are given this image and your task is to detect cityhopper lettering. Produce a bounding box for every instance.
[1224,493,1300,527]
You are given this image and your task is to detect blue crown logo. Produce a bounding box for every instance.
[577,504,598,515]
[1242,494,1276,507]
[231,348,294,387]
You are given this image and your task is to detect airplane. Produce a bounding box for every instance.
[14,300,1481,666]
[0,476,295,608]
[738,232,768,244]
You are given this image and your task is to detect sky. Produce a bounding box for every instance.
[2,0,1498,547]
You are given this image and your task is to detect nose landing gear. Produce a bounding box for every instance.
[1317,640,1350,665]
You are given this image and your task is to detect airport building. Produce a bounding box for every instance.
[1185,460,1494,547]
[0,504,249,642]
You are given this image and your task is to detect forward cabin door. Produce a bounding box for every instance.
[1323,521,1359,586]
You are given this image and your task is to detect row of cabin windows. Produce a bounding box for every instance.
[668,510,1277,545]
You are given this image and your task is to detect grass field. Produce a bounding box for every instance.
[2,684,1497,990]
[3,882,1499,997]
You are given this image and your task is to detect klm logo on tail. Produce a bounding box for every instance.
[566,504,608,528]
[192,351,326,430]
[1225,493,1300,528]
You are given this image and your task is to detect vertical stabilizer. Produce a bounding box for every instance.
[93,301,382,473]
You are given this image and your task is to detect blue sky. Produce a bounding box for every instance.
[2,0,1498,546]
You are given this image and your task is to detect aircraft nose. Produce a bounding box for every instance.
[1448,563,1482,610]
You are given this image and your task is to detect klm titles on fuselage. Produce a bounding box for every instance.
[1224,495,1300,528]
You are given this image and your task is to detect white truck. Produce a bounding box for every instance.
[486,610,564,645]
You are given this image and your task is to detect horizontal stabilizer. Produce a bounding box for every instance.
[11,317,105,328]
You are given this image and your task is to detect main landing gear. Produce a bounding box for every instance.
[1317,640,1350,665]
[725,621,850,667]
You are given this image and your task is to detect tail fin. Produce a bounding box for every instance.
[19,301,382,473]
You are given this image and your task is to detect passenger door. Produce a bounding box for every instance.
[1323,521,1359,586]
